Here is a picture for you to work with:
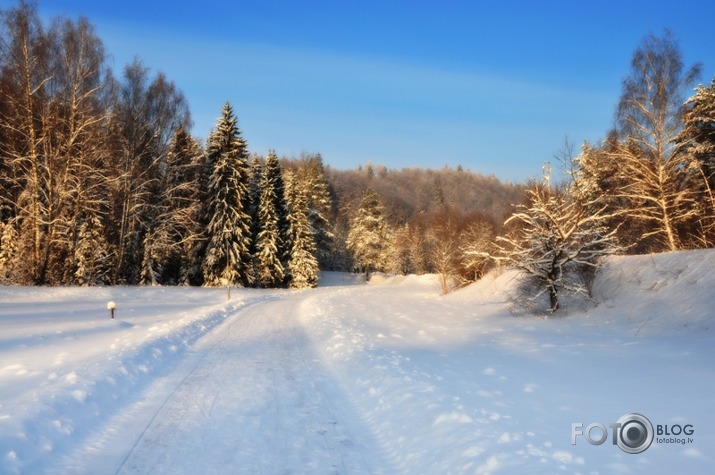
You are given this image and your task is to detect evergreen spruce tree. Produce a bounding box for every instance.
[677,79,715,186]
[184,131,210,286]
[675,78,715,243]
[285,171,319,288]
[346,188,391,280]
[255,151,286,287]
[298,155,334,268]
[249,154,264,213]
[202,103,253,287]
[73,215,112,286]
[268,152,292,279]
[247,153,263,276]
[0,222,19,284]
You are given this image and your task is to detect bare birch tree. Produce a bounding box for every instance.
[44,15,112,284]
[0,1,51,283]
[460,220,495,281]
[0,4,111,284]
[426,206,463,294]
[612,30,702,252]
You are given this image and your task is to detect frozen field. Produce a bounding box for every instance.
[0,250,713,474]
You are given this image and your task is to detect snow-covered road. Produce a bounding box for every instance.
[51,292,387,474]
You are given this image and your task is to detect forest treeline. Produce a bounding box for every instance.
[0,1,522,288]
[1,2,714,307]
[320,28,715,309]
[322,164,524,273]
[0,2,329,287]
[321,29,714,302]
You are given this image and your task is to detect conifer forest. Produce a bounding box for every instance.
[1,2,714,309]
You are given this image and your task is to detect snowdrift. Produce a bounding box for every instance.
[587,249,715,335]
[448,249,715,336]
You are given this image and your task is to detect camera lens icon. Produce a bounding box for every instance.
[616,413,654,454]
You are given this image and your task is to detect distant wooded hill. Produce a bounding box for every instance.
[324,164,525,227]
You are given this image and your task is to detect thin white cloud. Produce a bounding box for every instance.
[93,21,618,180]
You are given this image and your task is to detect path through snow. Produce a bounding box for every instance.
[50,293,387,474]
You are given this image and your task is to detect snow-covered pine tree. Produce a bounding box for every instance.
[184,131,211,286]
[254,151,286,288]
[285,171,319,288]
[677,78,715,186]
[249,154,264,214]
[173,127,205,284]
[201,102,253,287]
[73,215,112,286]
[675,78,715,245]
[247,153,263,272]
[346,188,391,280]
[0,221,19,284]
[269,153,292,278]
[296,154,334,268]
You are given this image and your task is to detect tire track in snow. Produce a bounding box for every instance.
[112,294,282,474]
[291,293,389,474]
[296,288,405,472]
[44,293,281,475]
[109,290,387,474]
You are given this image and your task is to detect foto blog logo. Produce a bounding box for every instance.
[571,413,695,454]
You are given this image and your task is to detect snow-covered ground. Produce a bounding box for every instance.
[1,250,713,474]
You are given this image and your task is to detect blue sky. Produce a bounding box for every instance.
[40,0,715,182]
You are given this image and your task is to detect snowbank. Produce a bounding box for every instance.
[368,272,444,293]
[317,271,367,287]
[586,249,715,335]
[449,249,715,336]
[0,287,273,474]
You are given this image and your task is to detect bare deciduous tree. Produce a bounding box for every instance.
[0,1,51,283]
[498,167,619,313]
[612,30,702,252]
[108,60,191,284]
[426,206,464,294]
[0,4,111,284]
[460,220,495,281]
